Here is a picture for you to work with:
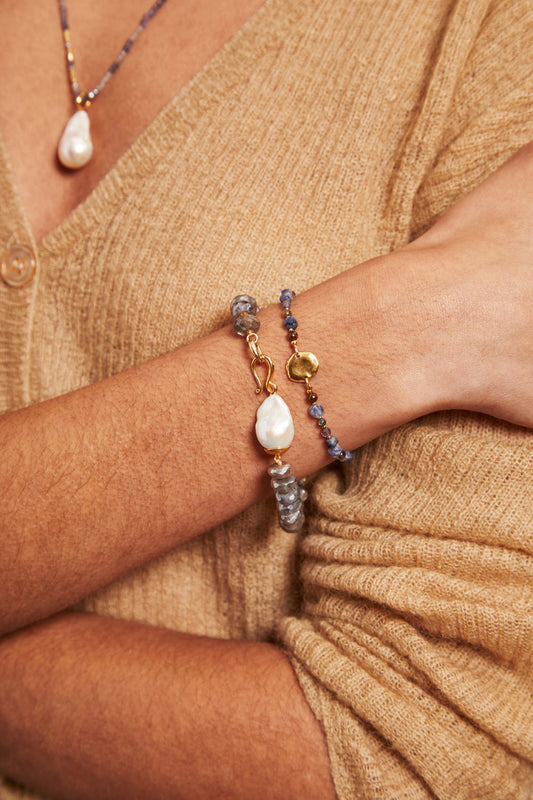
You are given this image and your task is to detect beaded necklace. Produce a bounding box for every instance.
[57,0,169,169]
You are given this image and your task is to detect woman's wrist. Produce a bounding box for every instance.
[254,249,452,467]
[382,241,472,419]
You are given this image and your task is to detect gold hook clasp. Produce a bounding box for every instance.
[246,332,277,394]
[250,355,277,395]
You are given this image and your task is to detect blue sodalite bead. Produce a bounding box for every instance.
[309,404,324,418]
[280,289,293,303]
[326,435,338,447]
[328,443,344,458]
[283,316,298,330]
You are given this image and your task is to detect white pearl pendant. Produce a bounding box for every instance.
[58,109,93,169]
[255,393,294,453]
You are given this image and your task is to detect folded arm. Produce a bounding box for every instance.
[0,612,336,800]
[2,143,533,636]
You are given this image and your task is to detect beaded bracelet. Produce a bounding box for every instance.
[280,289,354,462]
[230,295,307,533]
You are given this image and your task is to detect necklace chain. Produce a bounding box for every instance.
[59,0,169,109]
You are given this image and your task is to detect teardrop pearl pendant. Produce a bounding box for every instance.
[57,109,94,169]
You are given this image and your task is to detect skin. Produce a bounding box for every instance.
[0,0,267,243]
[0,1,532,798]
[0,614,336,800]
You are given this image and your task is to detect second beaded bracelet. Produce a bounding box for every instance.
[280,288,354,463]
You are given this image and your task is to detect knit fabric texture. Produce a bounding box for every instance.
[1,1,533,798]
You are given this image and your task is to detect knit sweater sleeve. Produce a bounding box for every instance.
[278,3,533,799]
[410,0,533,237]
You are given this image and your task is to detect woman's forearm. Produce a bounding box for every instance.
[0,613,336,800]
[0,248,448,636]
[4,138,533,636]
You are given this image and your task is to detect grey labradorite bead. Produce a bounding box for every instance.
[230,294,259,318]
[233,313,260,337]
[275,487,300,505]
[267,461,306,532]
[268,462,292,478]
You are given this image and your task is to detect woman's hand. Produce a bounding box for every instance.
[404,141,533,429]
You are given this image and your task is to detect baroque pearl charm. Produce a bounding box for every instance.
[255,394,294,453]
[58,110,93,169]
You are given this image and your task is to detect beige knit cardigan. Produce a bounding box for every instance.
[1,1,533,798]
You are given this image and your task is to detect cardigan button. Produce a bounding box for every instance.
[1,243,36,287]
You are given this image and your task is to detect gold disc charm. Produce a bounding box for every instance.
[286,351,319,382]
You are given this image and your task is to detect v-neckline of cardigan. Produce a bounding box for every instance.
[4,0,298,256]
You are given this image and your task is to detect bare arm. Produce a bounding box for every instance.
[0,250,439,635]
[1,144,533,800]
[0,612,336,800]
[2,143,533,636]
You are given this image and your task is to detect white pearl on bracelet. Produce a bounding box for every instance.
[255,394,294,452]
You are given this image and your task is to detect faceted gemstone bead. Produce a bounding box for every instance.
[307,392,318,403]
[271,475,297,490]
[231,300,256,318]
[233,312,260,336]
[273,483,298,497]
[230,294,259,317]
[309,404,324,418]
[281,515,305,533]
[317,418,327,427]
[268,462,292,479]
[328,443,344,458]
[277,498,301,514]
[288,331,298,342]
[275,487,300,505]
[279,509,302,526]
[320,426,332,438]
[267,458,306,532]
[283,316,298,330]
